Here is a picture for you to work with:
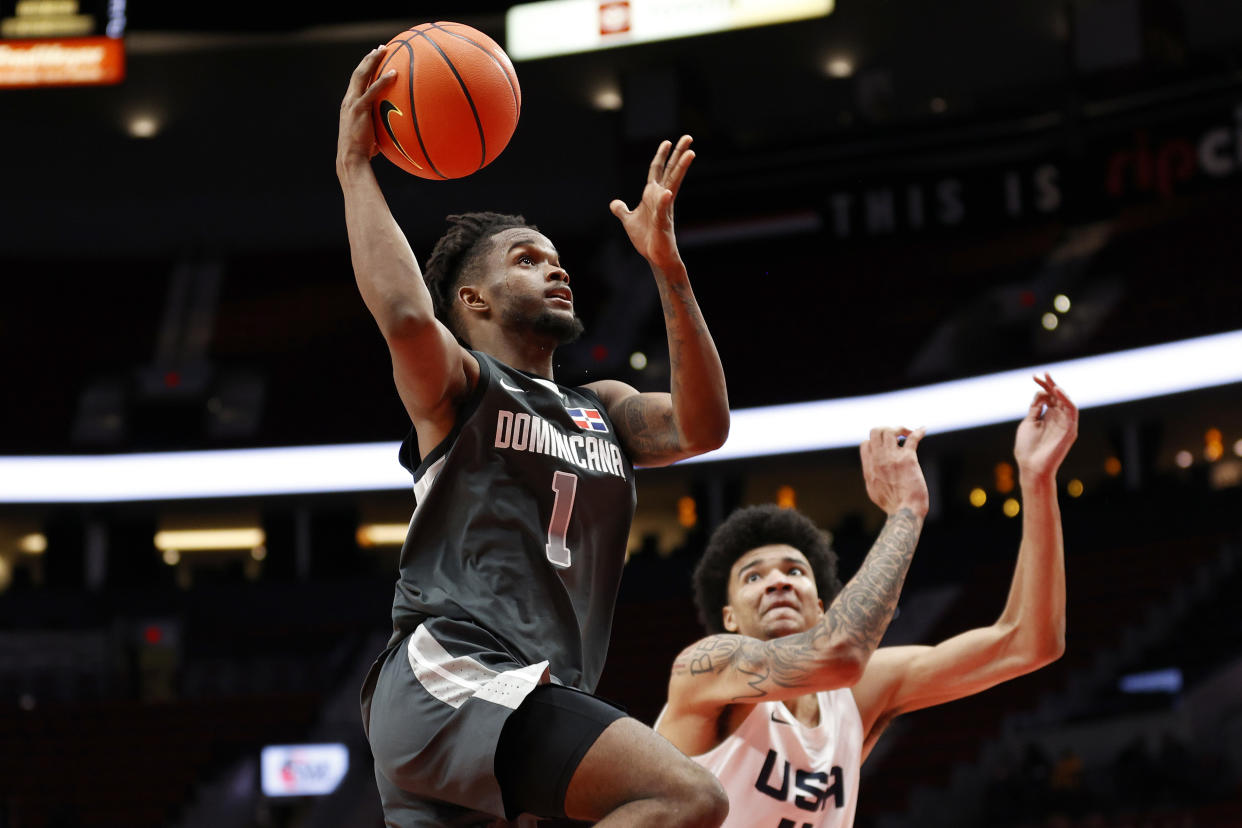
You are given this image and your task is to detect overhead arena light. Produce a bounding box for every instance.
[356,523,410,547]
[153,528,265,552]
[0,329,1240,502]
[506,0,834,61]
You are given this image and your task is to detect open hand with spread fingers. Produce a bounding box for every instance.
[609,134,695,272]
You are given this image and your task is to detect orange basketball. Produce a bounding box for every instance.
[370,22,521,180]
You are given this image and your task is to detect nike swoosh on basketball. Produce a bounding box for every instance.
[379,100,423,170]
[499,378,525,393]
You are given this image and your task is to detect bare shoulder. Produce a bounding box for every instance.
[661,635,760,754]
[849,645,928,728]
[582,378,639,410]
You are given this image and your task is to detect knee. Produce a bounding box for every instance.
[689,777,730,827]
[666,761,729,827]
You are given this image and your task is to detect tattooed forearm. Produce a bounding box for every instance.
[629,271,727,464]
[822,508,920,653]
[659,280,715,400]
[672,636,776,700]
[673,636,743,677]
[755,509,920,687]
[672,509,922,701]
[656,278,694,325]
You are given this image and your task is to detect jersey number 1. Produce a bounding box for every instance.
[545,471,579,568]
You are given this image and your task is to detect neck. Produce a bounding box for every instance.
[468,326,558,378]
[783,693,821,727]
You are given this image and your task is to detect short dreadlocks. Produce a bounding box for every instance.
[422,212,537,343]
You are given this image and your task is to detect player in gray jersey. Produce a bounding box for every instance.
[338,47,731,826]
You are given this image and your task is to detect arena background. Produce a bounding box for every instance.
[1,1,1241,826]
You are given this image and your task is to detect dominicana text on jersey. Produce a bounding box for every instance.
[493,407,627,480]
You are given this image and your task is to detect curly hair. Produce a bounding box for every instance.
[692,504,842,635]
[422,212,537,343]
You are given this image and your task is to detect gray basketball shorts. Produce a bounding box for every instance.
[361,616,558,827]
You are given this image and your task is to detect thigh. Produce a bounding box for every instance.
[494,684,628,821]
[373,764,507,828]
[365,620,552,821]
[562,716,721,822]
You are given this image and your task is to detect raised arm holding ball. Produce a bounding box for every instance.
[337,38,731,828]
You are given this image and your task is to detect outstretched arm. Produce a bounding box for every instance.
[850,375,1079,759]
[586,136,729,467]
[658,428,929,753]
[336,46,475,441]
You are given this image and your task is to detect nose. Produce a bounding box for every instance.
[765,576,793,594]
[547,266,569,285]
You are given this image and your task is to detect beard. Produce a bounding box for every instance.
[509,307,584,346]
[534,310,585,345]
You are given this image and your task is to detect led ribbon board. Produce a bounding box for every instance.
[684,328,1242,464]
[505,0,834,61]
[0,329,1239,502]
[0,0,126,88]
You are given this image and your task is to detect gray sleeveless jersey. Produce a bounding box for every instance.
[389,351,637,692]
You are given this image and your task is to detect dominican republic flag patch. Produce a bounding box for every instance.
[567,407,608,433]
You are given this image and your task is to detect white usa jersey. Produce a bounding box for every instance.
[660,689,863,828]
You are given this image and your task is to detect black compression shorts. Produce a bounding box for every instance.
[494,683,628,821]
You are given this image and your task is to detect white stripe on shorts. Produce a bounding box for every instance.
[475,661,550,709]
[407,625,549,710]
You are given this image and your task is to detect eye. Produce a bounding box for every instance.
[517,254,534,266]
[789,566,805,577]
[744,572,760,583]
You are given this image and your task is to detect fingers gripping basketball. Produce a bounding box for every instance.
[370,22,521,180]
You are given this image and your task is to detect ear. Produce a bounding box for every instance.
[816,598,824,614]
[458,284,489,315]
[721,604,738,633]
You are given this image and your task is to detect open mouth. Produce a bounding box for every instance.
[763,600,800,616]
[546,288,573,305]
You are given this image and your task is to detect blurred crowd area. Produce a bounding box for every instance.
[1,458,1240,827]
[2,2,1242,826]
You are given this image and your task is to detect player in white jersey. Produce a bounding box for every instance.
[656,376,1078,828]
